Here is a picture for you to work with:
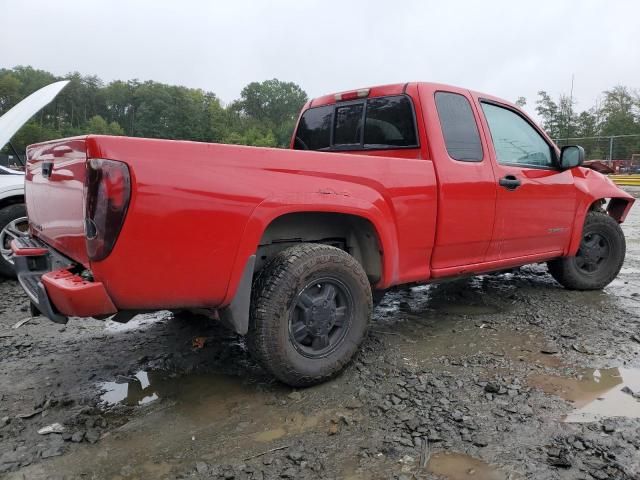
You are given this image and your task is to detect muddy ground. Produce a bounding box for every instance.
[1,191,639,480]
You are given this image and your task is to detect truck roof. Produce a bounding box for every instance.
[307,81,516,110]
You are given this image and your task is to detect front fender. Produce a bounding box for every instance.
[221,191,399,306]
[567,168,635,255]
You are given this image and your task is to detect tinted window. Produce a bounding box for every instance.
[334,103,364,146]
[295,105,332,150]
[435,92,483,161]
[294,95,419,151]
[364,96,417,147]
[481,102,553,168]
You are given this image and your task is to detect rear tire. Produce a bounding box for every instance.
[547,212,626,290]
[247,243,372,387]
[0,203,27,278]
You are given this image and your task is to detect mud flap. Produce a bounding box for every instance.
[220,255,255,335]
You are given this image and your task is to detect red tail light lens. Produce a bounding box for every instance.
[84,159,131,261]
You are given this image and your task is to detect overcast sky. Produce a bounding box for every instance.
[1,0,639,117]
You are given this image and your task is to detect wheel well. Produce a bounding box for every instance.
[589,198,632,222]
[256,212,383,283]
[0,195,24,211]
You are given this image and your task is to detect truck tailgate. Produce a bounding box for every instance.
[25,137,89,266]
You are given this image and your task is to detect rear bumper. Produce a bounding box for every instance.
[11,237,117,323]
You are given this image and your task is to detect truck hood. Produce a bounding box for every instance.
[0,80,70,153]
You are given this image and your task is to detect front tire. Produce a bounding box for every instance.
[548,211,626,290]
[248,243,372,387]
[0,203,28,278]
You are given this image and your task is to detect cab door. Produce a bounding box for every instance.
[421,86,497,271]
[477,100,577,261]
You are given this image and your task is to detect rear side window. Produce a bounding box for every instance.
[435,92,483,162]
[334,104,364,146]
[295,105,332,150]
[294,95,418,151]
[364,96,417,147]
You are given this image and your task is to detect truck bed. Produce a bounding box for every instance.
[25,135,438,312]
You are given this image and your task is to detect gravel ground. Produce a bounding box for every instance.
[1,192,639,480]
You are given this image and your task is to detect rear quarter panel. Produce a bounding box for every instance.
[86,136,437,310]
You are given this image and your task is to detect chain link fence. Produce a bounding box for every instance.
[554,134,640,170]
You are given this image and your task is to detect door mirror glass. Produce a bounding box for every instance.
[560,145,585,169]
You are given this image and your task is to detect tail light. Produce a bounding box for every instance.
[84,159,131,261]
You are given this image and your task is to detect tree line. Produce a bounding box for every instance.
[1,65,639,161]
[517,85,640,160]
[0,66,308,154]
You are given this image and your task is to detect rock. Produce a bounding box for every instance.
[484,383,500,394]
[71,431,85,443]
[547,448,572,469]
[560,331,577,339]
[540,344,559,354]
[602,422,615,433]
[345,398,363,409]
[518,404,534,416]
[0,416,9,427]
[621,385,635,396]
[405,417,420,431]
[37,423,65,435]
[16,409,42,419]
[287,391,302,401]
[280,467,297,478]
[195,461,208,474]
[85,429,100,444]
[399,436,414,447]
[590,471,608,480]
[40,446,64,459]
[451,410,464,422]
[287,450,304,462]
[472,435,489,447]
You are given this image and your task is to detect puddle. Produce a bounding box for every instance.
[251,412,322,442]
[104,311,173,333]
[529,368,640,422]
[428,452,515,480]
[99,370,161,406]
[37,369,334,478]
[394,322,560,369]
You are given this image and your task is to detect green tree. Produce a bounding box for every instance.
[234,79,308,126]
[82,115,124,135]
[0,72,22,114]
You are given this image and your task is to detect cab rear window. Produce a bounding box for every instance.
[294,95,418,151]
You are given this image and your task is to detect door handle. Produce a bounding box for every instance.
[498,175,521,190]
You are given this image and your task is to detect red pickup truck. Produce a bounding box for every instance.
[12,82,635,386]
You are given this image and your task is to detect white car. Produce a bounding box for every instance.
[0,81,69,277]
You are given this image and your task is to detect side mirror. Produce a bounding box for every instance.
[560,145,585,169]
